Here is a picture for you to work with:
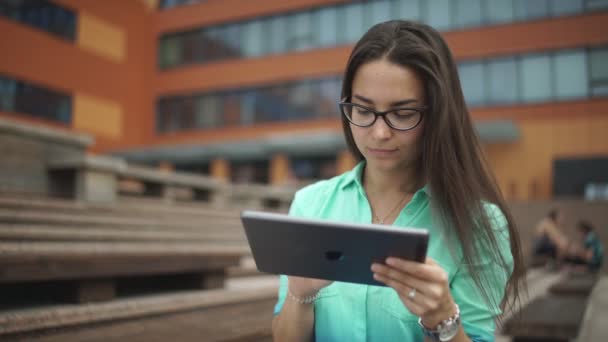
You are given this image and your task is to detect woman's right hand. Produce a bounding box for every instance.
[287,276,333,298]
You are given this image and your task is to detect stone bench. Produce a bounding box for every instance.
[0,194,243,225]
[0,286,277,341]
[548,273,598,297]
[0,224,248,244]
[230,183,295,212]
[575,275,608,342]
[0,207,242,231]
[502,295,588,342]
[0,241,248,303]
[47,155,229,205]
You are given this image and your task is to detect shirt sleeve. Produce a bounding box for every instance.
[450,204,514,342]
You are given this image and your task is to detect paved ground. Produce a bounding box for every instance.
[495,268,562,342]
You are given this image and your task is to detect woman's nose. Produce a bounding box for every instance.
[370,116,392,140]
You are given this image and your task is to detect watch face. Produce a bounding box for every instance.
[439,321,458,341]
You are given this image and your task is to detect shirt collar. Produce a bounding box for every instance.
[340,161,432,198]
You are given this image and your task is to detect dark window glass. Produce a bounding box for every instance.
[0,0,76,41]
[159,0,206,10]
[0,74,71,124]
[0,76,16,112]
[514,0,549,20]
[590,47,608,97]
[156,46,607,132]
[291,156,337,181]
[156,0,596,69]
[487,58,519,104]
[231,160,269,184]
[453,0,482,29]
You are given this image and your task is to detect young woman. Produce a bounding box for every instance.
[272,20,524,342]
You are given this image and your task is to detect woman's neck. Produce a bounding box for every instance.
[363,162,420,196]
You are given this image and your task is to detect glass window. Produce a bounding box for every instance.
[318,78,341,118]
[240,91,257,125]
[177,97,196,130]
[454,0,483,29]
[223,92,241,126]
[485,0,515,24]
[288,82,314,120]
[289,11,315,51]
[10,80,71,124]
[266,16,287,54]
[585,0,608,11]
[366,0,392,29]
[196,95,223,128]
[514,0,549,20]
[425,0,451,31]
[219,24,241,58]
[0,0,76,41]
[391,0,422,21]
[554,50,588,99]
[159,36,182,69]
[317,7,338,47]
[487,58,519,104]
[551,0,583,16]
[0,77,16,112]
[590,48,608,81]
[159,0,205,10]
[458,62,486,106]
[520,54,553,103]
[267,86,290,121]
[241,20,263,57]
[590,48,608,97]
[342,2,366,44]
[181,31,203,63]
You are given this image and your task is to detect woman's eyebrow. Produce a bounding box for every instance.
[353,94,419,107]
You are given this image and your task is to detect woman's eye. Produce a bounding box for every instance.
[393,110,417,119]
[355,108,373,115]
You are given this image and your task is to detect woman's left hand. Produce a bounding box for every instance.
[371,257,457,328]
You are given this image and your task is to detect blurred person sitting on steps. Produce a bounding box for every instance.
[563,221,604,273]
[532,209,569,268]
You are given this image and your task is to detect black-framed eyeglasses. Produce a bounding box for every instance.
[339,100,426,131]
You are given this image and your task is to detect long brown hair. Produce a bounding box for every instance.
[341,20,524,316]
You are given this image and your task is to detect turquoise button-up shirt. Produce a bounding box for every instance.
[274,162,513,342]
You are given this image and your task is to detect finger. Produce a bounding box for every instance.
[372,264,435,297]
[425,257,438,266]
[399,293,426,317]
[385,257,448,283]
[374,273,431,316]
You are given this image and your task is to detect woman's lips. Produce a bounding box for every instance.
[367,147,398,157]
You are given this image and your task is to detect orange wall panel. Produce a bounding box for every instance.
[73,93,123,140]
[0,0,156,152]
[485,114,608,200]
[0,18,125,100]
[78,12,126,63]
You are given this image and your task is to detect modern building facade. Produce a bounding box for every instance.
[1,0,607,199]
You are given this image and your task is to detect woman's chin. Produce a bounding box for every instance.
[366,158,403,172]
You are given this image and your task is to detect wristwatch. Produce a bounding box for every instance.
[418,304,461,341]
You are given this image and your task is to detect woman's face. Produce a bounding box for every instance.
[349,59,426,173]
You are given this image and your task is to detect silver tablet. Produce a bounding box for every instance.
[241,210,429,286]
